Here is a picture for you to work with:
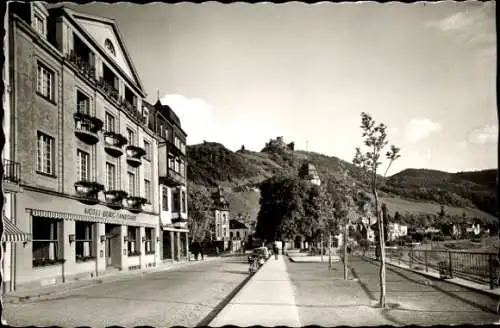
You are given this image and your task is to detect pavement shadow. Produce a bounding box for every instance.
[361,257,498,315]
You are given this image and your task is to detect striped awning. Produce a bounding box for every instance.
[2,216,31,243]
[28,209,156,228]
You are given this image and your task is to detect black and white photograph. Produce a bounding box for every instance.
[0,1,497,327]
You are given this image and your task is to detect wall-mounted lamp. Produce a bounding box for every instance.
[142,236,146,243]
[124,236,129,243]
[156,236,160,243]
[100,235,106,243]
[69,234,76,244]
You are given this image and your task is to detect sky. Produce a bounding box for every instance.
[62,1,497,175]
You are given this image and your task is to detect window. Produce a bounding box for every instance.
[159,123,165,138]
[180,160,185,177]
[127,128,135,146]
[106,162,116,191]
[104,39,115,56]
[32,218,61,267]
[145,228,154,254]
[33,13,45,36]
[165,127,170,140]
[142,107,149,125]
[162,187,169,211]
[77,91,90,114]
[144,141,151,160]
[175,158,180,173]
[128,172,136,196]
[168,155,175,170]
[127,226,139,255]
[181,190,186,213]
[172,189,180,212]
[75,221,94,261]
[105,112,115,132]
[37,132,54,175]
[36,63,54,100]
[77,150,90,181]
[144,179,151,203]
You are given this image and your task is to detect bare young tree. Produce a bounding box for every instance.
[353,112,401,308]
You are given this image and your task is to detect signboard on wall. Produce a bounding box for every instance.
[84,208,136,221]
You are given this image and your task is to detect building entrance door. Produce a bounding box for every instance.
[106,237,112,267]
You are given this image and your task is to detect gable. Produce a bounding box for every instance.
[73,17,138,87]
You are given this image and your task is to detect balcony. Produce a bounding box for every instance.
[2,160,21,193]
[65,51,96,81]
[74,180,104,205]
[125,196,147,213]
[126,145,146,167]
[120,99,146,125]
[74,112,103,145]
[104,190,128,209]
[97,78,119,104]
[167,140,185,157]
[159,168,185,187]
[104,131,128,157]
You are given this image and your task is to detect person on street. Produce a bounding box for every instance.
[273,243,279,260]
[200,244,205,260]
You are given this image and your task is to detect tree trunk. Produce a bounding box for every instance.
[321,233,324,262]
[328,233,332,270]
[344,221,348,280]
[374,188,386,308]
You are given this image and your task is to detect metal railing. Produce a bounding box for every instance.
[3,159,20,183]
[364,246,499,289]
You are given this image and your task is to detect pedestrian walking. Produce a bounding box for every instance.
[200,244,205,260]
[273,242,279,260]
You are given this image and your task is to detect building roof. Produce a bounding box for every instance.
[143,100,187,137]
[229,219,248,230]
[51,6,146,97]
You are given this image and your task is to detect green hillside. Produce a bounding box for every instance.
[186,141,498,230]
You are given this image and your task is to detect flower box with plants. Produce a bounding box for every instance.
[75,181,105,195]
[104,190,128,202]
[103,131,128,148]
[74,112,104,133]
[33,258,66,268]
[126,196,147,210]
[145,250,155,255]
[126,145,147,159]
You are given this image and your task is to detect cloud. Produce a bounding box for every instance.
[467,124,498,145]
[426,2,496,60]
[404,119,442,143]
[160,94,215,144]
[455,141,468,149]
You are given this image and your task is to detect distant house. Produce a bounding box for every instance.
[388,223,408,241]
[465,221,481,236]
[212,186,231,250]
[229,219,249,241]
[262,136,294,153]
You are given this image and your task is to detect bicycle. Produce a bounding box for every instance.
[249,258,259,274]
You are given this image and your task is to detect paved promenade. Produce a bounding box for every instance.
[210,255,301,327]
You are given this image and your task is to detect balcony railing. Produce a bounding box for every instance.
[126,145,146,167]
[104,131,128,157]
[160,168,185,187]
[97,78,119,103]
[75,180,104,204]
[120,99,146,125]
[3,159,20,184]
[104,190,128,209]
[125,196,147,213]
[74,112,103,145]
[66,50,96,81]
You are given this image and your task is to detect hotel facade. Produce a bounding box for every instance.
[3,2,189,292]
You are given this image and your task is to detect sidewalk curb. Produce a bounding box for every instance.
[362,256,500,299]
[4,257,222,304]
[199,258,272,327]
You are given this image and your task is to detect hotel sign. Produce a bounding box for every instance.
[84,208,136,221]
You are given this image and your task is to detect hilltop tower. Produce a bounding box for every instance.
[298,162,321,186]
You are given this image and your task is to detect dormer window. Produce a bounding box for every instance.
[142,107,149,125]
[33,13,46,37]
[105,39,115,56]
